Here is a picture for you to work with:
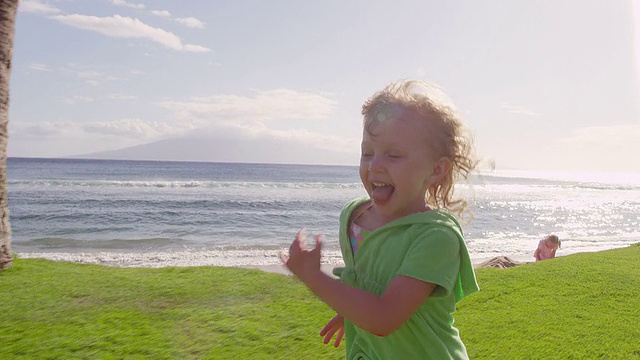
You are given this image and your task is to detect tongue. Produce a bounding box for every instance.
[371,185,394,203]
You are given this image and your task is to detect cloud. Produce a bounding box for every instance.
[19,0,61,14]
[64,95,94,105]
[9,119,191,158]
[151,10,171,17]
[181,121,359,156]
[11,121,77,138]
[9,117,359,160]
[501,103,538,116]
[9,93,353,161]
[551,124,640,172]
[183,44,211,53]
[110,0,145,10]
[557,124,640,148]
[60,64,118,85]
[51,14,211,53]
[176,17,205,29]
[24,43,186,86]
[12,118,186,141]
[83,119,180,138]
[151,89,346,156]
[107,94,138,100]
[158,89,338,123]
[28,63,51,71]
[243,125,358,155]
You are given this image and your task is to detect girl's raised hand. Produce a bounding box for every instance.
[279,229,323,280]
[320,314,344,347]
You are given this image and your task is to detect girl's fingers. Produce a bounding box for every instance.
[320,314,343,345]
[320,322,344,347]
[320,315,337,335]
[296,228,307,248]
[323,326,338,344]
[278,251,289,264]
[334,327,344,347]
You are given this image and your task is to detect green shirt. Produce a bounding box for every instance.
[336,197,479,360]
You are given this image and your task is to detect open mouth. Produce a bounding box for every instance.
[371,182,394,203]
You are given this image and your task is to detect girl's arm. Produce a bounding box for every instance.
[533,248,541,261]
[303,269,435,336]
[551,247,557,258]
[281,231,435,336]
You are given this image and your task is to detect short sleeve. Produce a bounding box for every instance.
[396,226,461,298]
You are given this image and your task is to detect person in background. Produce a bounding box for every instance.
[280,79,479,359]
[534,234,561,261]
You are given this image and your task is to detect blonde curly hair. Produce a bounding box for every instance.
[361,79,477,216]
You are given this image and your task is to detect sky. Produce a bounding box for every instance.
[8,0,640,173]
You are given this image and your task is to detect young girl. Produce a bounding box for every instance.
[280,80,479,359]
[533,234,560,261]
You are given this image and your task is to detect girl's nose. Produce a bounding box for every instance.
[368,155,384,173]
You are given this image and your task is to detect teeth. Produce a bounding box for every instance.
[372,182,388,187]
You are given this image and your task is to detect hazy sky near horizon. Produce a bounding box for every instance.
[9,0,640,173]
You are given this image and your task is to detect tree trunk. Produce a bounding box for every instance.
[0,0,18,270]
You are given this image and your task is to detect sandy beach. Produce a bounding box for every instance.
[15,249,533,275]
[244,256,528,275]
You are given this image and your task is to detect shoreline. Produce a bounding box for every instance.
[14,248,540,274]
[13,248,346,270]
[16,244,639,274]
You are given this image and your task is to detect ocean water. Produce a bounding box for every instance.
[8,157,640,267]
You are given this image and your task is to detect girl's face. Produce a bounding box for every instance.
[359,115,439,222]
[545,239,558,249]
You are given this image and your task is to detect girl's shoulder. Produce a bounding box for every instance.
[341,197,370,215]
[340,197,371,226]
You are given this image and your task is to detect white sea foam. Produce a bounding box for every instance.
[16,248,346,268]
[17,242,638,270]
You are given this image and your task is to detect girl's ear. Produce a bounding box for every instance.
[430,157,452,183]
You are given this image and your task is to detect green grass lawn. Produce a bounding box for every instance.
[456,244,640,359]
[1,244,639,359]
